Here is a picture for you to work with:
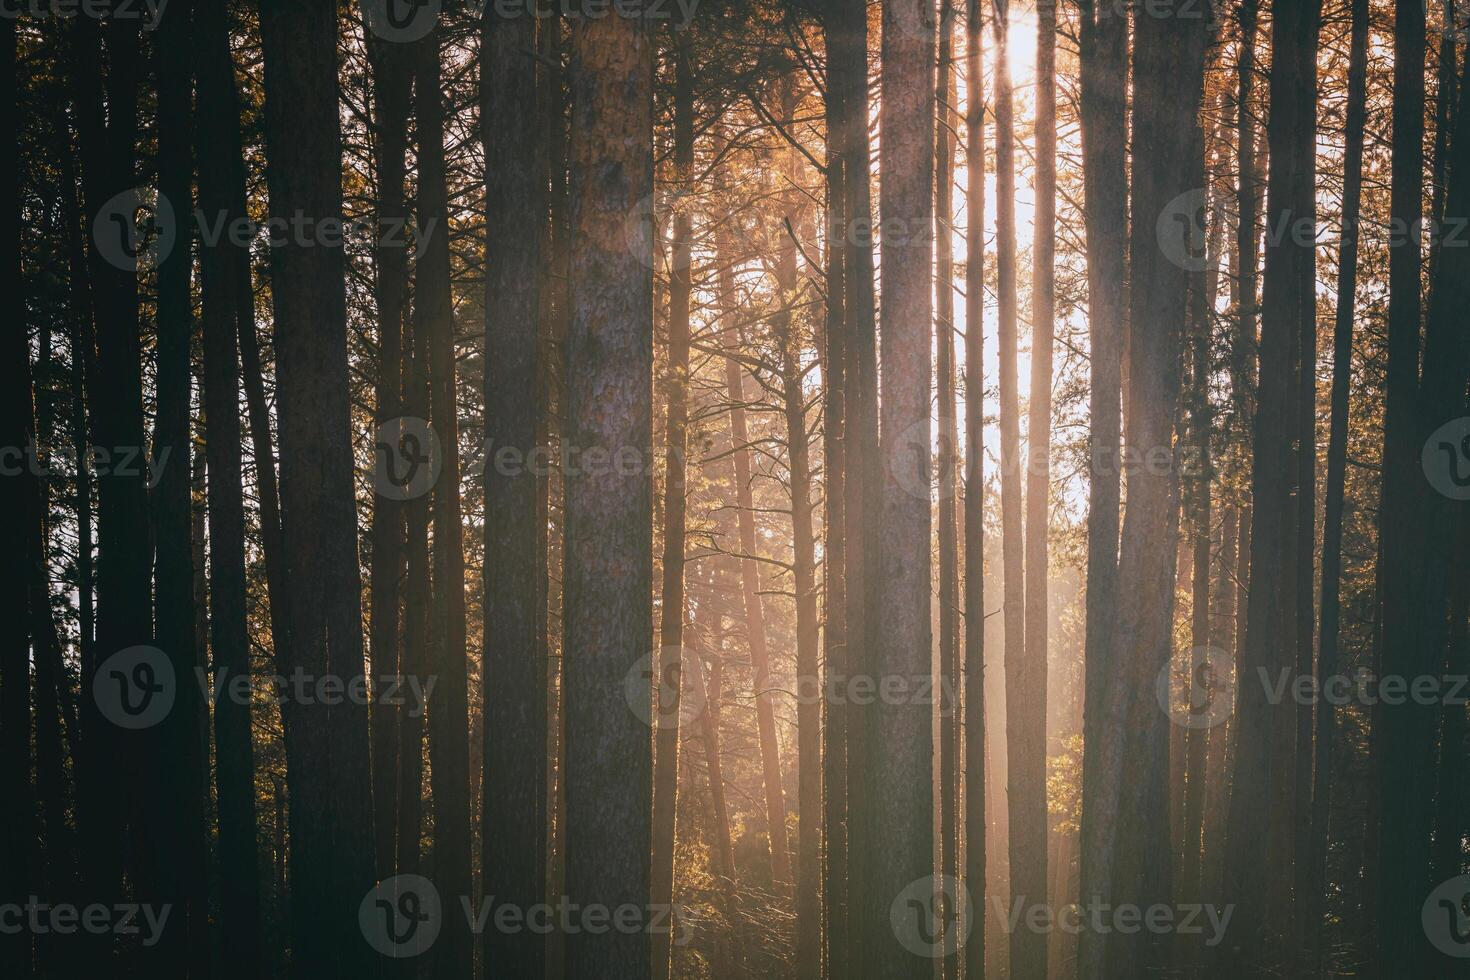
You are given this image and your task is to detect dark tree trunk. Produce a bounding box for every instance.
[194,0,265,973]
[829,0,881,962]
[652,42,692,980]
[819,6,849,971]
[1079,3,1207,975]
[1308,0,1367,969]
[1222,1,1321,974]
[408,23,474,980]
[1075,0,1128,946]
[868,0,935,972]
[562,14,654,978]
[482,7,548,980]
[257,2,378,974]
[1401,20,1470,972]
[1373,0,1432,972]
[152,3,210,972]
[365,29,411,884]
[0,18,35,978]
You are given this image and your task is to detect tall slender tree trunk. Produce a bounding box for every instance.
[1018,4,1054,975]
[819,6,849,970]
[1374,0,1431,972]
[652,38,693,980]
[482,7,548,980]
[1181,121,1212,914]
[194,1,265,973]
[962,3,988,977]
[397,299,430,898]
[1308,0,1367,969]
[1221,2,1321,974]
[408,22,474,979]
[869,0,935,972]
[831,1,881,962]
[1080,3,1207,975]
[562,14,654,978]
[992,6,1033,967]
[150,6,209,973]
[366,30,411,884]
[1075,1,1127,962]
[257,2,378,974]
[935,9,962,977]
[1404,17,1470,972]
[0,19,35,977]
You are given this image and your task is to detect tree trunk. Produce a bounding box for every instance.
[1221,1,1321,974]
[257,2,378,974]
[1079,3,1207,975]
[1402,18,1470,972]
[962,3,987,977]
[150,5,210,972]
[483,8,548,980]
[562,14,654,978]
[408,23,474,979]
[1308,0,1367,969]
[365,29,411,884]
[935,8,961,977]
[1076,0,1127,961]
[819,6,849,971]
[194,2,265,973]
[651,38,693,980]
[868,0,935,972]
[0,18,35,977]
[1019,3,1055,975]
[830,0,881,962]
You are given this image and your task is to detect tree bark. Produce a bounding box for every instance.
[962,3,987,977]
[194,2,265,973]
[257,1,378,974]
[1221,1,1321,974]
[562,14,654,978]
[408,22,474,979]
[1079,3,1207,975]
[365,28,411,884]
[819,6,849,971]
[868,0,935,972]
[935,8,962,976]
[652,37,693,980]
[1076,0,1127,961]
[0,18,35,977]
[483,8,548,980]
[1308,0,1367,969]
[1019,3,1055,975]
